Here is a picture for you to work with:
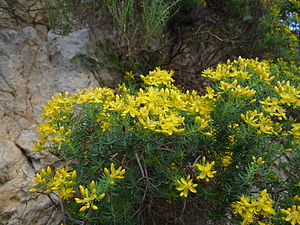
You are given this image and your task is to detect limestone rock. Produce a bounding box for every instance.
[0,0,48,30]
[0,26,116,224]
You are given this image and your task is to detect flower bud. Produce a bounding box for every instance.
[98,193,105,200]
[104,168,109,175]
[40,169,46,177]
[29,188,38,193]
[90,180,95,189]
[46,166,52,175]
[92,205,98,210]
[71,170,77,179]
[79,206,88,212]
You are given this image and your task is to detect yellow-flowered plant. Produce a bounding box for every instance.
[29,167,76,199]
[29,58,300,224]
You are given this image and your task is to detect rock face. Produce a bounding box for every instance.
[0,0,48,30]
[0,26,117,225]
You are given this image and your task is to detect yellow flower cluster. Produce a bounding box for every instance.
[220,152,233,167]
[104,163,126,185]
[75,181,106,212]
[281,205,300,225]
[176,157,218,198]
[29,167,76,200]
[273,59,300,82]
[289,123,300,145]
[202,57,273,82]
[260,97,287,120]
[241,110,282,135]
[110,86,214,134]
[219,79,256,98]
[75,163,125,212]
[203,56,299,146]
[124,71,135,80]
[29,163,126,212]
[274,81,300,108]
[231,189,275,225]
[251,156,265,165]
[140,67,174,87]
[34,68,215,151]
[34,58,299,153]
[34,88,115,152]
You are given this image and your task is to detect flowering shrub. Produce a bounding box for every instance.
[29,58,299,224]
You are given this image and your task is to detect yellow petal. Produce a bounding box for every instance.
[189,187,197,193]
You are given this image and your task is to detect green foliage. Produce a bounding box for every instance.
[39,0,299,79]
[210,0,299,61]
[29,58,300,224]
[107,0,135,36]
[140,0,181,42]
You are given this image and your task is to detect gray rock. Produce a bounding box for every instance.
[0,25,114,224]
[47,29,89,71]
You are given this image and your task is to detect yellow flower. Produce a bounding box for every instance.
[194,156,217,182]
[241,110,259,127]
[75,182,104,212]
[58,186,75,200]
[122,95,139,117]
[281,205,300,225]
[29,167,77,199]
[251,156,265,165]
[169,162,177,170]
[293,195,300,202]
[241,110,282,135]
[232,195,256,225]
[176,175,198,197]
[220,152,233,167]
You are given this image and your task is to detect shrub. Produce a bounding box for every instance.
[29,58,300,224]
